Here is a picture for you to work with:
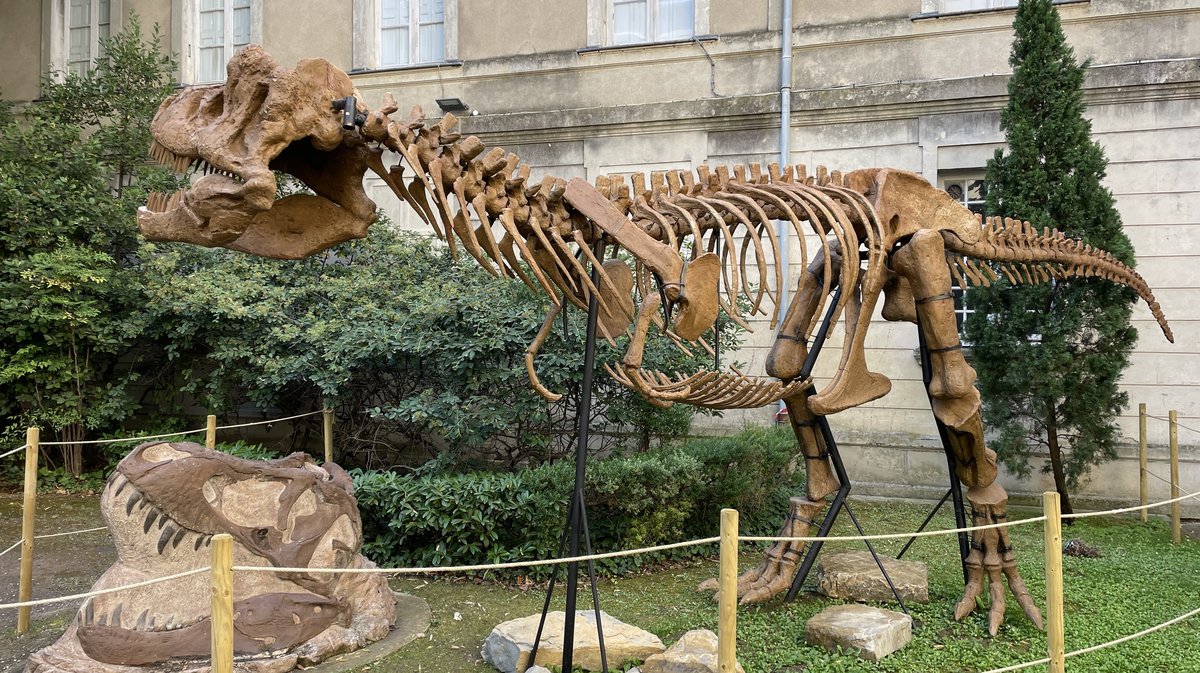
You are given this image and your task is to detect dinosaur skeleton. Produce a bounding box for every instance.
[137,47,1173,636]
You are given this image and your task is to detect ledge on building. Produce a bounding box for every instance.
[350,59,464,75]
[576,34,718,55]
[911,0,1088,22]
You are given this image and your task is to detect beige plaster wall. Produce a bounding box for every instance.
[0,1,46,102]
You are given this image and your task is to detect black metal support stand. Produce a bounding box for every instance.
[528,240,609,673]
[899,323,971,584]
[782,287,909,615]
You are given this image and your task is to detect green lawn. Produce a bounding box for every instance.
[373,499,1200,673]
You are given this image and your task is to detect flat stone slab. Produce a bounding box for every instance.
[816,551,929,603]
[482,611,664,673]
[640,629,744,673]
[805,604,912,662]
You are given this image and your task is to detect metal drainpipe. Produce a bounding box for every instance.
[777,0,794,421]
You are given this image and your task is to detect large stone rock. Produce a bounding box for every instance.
[805,604,912,662]
[482,611,665,673]
[815,550,929,603]
[640,629,745,673]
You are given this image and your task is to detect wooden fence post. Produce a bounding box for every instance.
[16,427,39,635]
[1170,410,1180,545]
[206,415,217,450]
[1139,402,1148,523]
[210,533,234,673]
[323,407,334,464]
[718,508,739,673]
[1044,491,1065,673]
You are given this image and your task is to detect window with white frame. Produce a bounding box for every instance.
[379,0,445,67]
[939,0,1017,12]
[194,0,252,84]
[611,0,694,45]
[64,0,112,76]
[940,174,988,334]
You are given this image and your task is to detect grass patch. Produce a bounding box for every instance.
[369,499,1200,673]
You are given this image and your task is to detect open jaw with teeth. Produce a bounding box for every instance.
[26,442,396,673]
[137,44,379,261]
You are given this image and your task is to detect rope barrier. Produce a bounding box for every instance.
[34,526,108,540]
[0,539,22,558]
[34,410,327,446]
[1064,604,1200,658]
[1146,414,1200,436]
[1063,488,1200,520]
[742,514,1047,544]
[980,656,1052,673]
[0,568,206,611]
[234,537,723,575]
[215,409,326,431]
[39,428,204,447]
[0,444,28,460]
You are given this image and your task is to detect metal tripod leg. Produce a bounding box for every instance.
[916,321,971,584]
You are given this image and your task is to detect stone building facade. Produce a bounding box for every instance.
[3,0,1196,510]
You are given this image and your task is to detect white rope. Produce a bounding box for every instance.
[0,568,206,611]
[235,536,722,575]
[742,515,1048,544]
[980,655,1052,673]
[1065,604,1200,658]
[34,526,107,540]
[216,409,326,430]
[0,444,28,460]
[39,428,204,447]
[1063,488,1200,520]
[0,539,23,558]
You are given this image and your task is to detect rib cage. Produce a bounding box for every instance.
[363,101,1171,408]
[944,216,1173,342]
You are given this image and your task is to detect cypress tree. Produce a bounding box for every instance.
[965,0,1138,515]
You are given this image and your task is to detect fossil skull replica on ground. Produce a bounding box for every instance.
[26,442,395,673]
[136,47,1173,637]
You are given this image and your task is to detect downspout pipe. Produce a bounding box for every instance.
[777,0,793,419]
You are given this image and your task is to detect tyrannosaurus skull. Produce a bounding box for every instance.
[26,442,395,673]
[137,45,378,260]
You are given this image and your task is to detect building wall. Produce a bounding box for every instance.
[3,0,1196,509]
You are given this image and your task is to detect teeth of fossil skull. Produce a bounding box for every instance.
[158,525,175,554]
[112,472,128,498]
[171,527,188,550]
[126,491,143,516]
[194,534,207,552]
[110,602,123,628]
[144,508,159,534]
[82,597,94,625]
[136,609,148,630]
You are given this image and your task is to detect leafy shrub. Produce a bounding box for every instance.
[352,426,802,576]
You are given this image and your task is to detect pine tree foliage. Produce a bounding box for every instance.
[965,0,1139,513]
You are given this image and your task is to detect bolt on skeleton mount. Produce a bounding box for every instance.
[138,47,1173,649]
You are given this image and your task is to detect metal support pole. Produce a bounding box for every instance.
[323,407,334,464]
[718,508,739,673]
[205,414,218,449]
[1139,402,1148,523]
[1043,491,1065,673]
[1170,410,1180,544]
[210,533,234,673]
[17,427,39,635]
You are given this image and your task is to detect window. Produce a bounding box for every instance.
[379,0,445,67]
[64,0,112,76]
[942,0,1016,11]
[194,0,252,83]
[586,0,706,48]
[940,175,987,334]
[611,0,693,45]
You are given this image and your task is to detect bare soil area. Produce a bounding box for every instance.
[0,494,112,672]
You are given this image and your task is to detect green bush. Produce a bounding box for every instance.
[351,426,802,576]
